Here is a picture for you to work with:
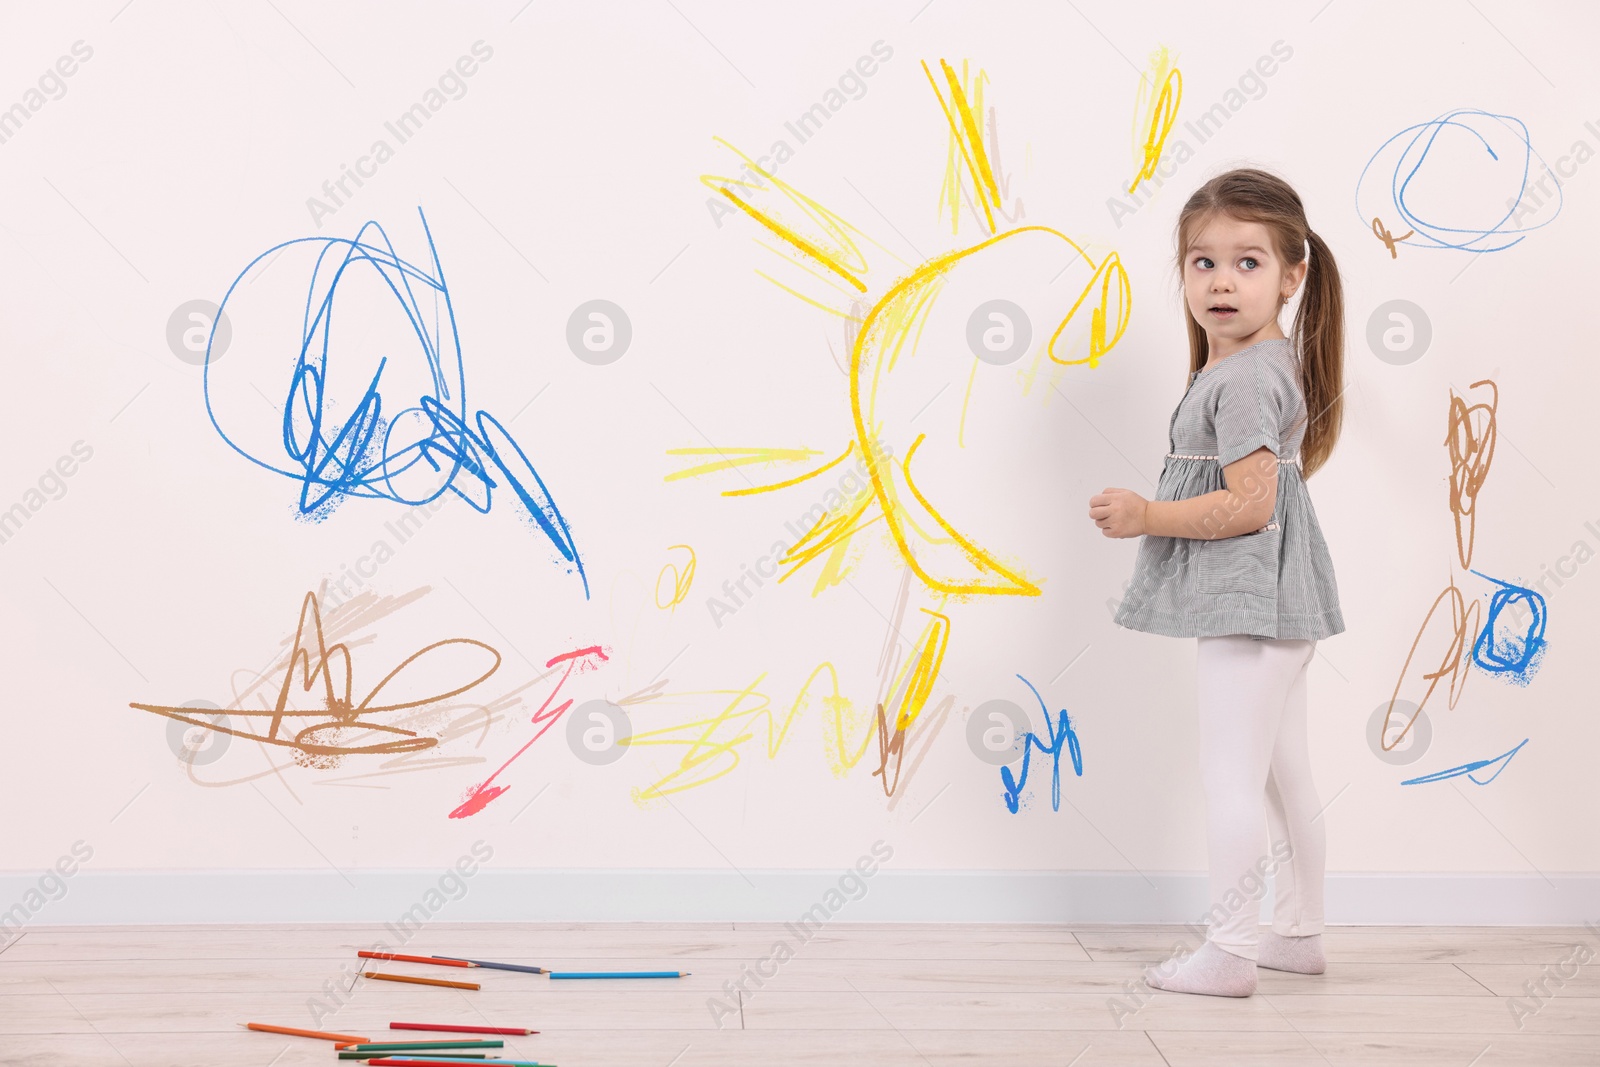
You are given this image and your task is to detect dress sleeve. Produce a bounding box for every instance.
[1213,359,1290,467]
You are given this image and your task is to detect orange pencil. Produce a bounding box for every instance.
[244,1022,370,1043]
[362,969,481,991]
[359,951,473,968]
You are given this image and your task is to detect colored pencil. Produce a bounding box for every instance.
[340,1040,502,1051]
[359,950,473,968]
[243,1021,370,1042]
[391,1021,539,1035]
[339,1055,487,1061]
[431,954,547,974]
[547,969,689,979]
[360,970,482,991]
[378,1059,503,1063]
[367,1060,545,1067]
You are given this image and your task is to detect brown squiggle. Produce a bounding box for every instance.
[1384,379,1498,750]
[874,694,955,804]
[1446,378,1498,571]
[131,590,501,766]
[1380,578,1481,751]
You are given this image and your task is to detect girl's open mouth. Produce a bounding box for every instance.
[1210,307,1237,319]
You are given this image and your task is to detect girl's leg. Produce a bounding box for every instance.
[1194,633,1316,961]
[1145,633,1316,997]
[1263,638,1324,937]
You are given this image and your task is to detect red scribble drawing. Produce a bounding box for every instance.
[448,644,610,818]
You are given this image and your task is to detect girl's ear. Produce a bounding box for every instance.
[1284,258,1308,298]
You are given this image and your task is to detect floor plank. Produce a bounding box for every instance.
[1,922,1597,1065]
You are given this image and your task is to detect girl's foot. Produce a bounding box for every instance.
[1143,939,1257,997]
[1257,930,1326,974]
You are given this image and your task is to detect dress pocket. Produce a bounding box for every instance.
[1195,526,1281,598]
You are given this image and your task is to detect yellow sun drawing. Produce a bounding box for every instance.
[669,57,1147,738]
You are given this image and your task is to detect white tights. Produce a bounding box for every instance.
[1195,634,1324,960]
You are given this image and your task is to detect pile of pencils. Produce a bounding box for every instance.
[245,1022,541,1066]
[242,948,691,1064]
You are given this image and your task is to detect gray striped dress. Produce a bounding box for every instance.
[1112,337,1345,641]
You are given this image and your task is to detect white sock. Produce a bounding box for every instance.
[1143,939,1257,997]
[1258,930,1325,974]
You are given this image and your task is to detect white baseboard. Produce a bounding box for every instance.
[3,870,1599,928]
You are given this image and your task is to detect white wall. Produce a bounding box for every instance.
[1,0,1595,922]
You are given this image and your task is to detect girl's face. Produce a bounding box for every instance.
[1182,214,1306,358]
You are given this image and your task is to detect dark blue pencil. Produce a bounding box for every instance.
[430,955,547,974]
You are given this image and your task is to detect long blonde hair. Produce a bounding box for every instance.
[1174,167,1344,478]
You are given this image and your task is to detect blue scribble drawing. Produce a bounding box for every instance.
[1401,737,1528,786]
[1355,107,1560,254]
[1000,674,1084,814]
[202,208,589,598]
[1469,569,1547,685]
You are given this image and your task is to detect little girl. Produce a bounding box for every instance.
[1087,166,1347,998]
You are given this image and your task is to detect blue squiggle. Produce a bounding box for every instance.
[1000,674,1084,814]
[1468,568,1547,685]
[203,208,589,598]
[1354,106,1560,253]
[1401,737,1528,786]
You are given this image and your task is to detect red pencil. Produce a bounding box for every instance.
[358,950,473,968]
[391,1021,538,1035]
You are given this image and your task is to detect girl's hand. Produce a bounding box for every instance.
[1088,488,1149,538]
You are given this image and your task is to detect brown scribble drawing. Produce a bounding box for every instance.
[1380,577,1482,752]
[867,567,954,810]
[1371,216,1414,258]
[216,583,434,728]
[169,586,522,791]
[1446,378,1498,571]
[1380,379,1498,751]
[131,590,502,769]
[873,695,955,805]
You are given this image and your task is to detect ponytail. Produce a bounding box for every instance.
[1292,228,1344,479]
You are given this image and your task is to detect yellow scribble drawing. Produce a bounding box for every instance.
[663,446,830,487]
[617,608,949,806]
[670,58,1132,789]
[620,662,853,806]
[936,60,1025,233]
[1127,47,1183,194]
[654,544,697,611]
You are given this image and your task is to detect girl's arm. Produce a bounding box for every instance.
[1143,447,1280,539]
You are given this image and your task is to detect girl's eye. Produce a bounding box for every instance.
[1241,256,1259,269]
[1195,256,1213,269]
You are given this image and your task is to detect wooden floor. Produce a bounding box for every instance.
[2,922,1598,1065]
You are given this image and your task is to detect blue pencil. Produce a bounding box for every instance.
[547,970,689,979]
